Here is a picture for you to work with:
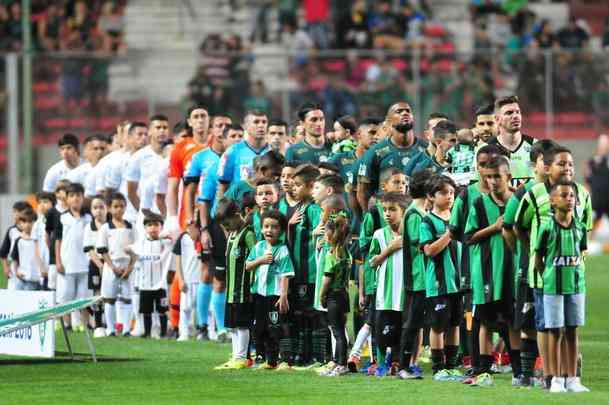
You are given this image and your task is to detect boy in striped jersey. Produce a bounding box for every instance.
[420,175,462,380]
[368,192,410,377]
[246,210,295,369]
[214,198,257,369]
[127,214,171,339]
[534,182,589,393]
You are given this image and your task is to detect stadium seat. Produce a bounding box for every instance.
[555,112,589,126]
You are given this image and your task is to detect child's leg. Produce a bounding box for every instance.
[311,311,329,364]
[211,281,227,336]
[196,281,213,330]
[178,288,192,338]
[509,326,523,378]
[140,291,152,337]
[157,289,168,337]
[327,294,348,366]
[478,322,495,373]
[118,278,133,336]
[350,323,371,358]
[547,328,561,378]
[564,327,578,377]
[429,328,445,373]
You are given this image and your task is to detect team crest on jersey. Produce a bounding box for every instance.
[553,256,581,267]
[358,164,366,177]
[402,157,410,166]
[319,155,328,163]
[269,311,279,325]
[298,284,307,298]
[233,247,241,258]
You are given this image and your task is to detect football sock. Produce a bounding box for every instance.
[94,303,103,328]
[376,349,386,367]
[196,283,212,327]
[471,318,481,369]
[143,313,152,337]
[159,313,167,337]
[479,354,494,374]
[510,349,522,377]
[104,303,116,333]
[520,338,538,378]
[312,328,328,363]
[350,324,371,357]
[444,345,459,369]
[211,290,226,333]
[431,349,445,374]
[231,331,238,359]
[238,329,250,360]
[120,303,132,334]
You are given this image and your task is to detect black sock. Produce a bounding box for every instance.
[311,329,328,363]
[431,349,445,374]
[94,305,103,328]
[159,314,167,337]
[143,314,152,337]
[479,354,494,374]
[545,375,553,389]
[520,339,538,378]
[445,345,459,369]
[279,337,293,365]
[471,319,481,368]
[510,349,522,377]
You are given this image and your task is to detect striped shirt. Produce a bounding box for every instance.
[131,238,173,290]
[369,226,405,311]
[226,226,257,304]
[248,241,295,297]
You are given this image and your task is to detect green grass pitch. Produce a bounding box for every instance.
[1,255,608,404]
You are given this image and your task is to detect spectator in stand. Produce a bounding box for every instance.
[5,1,23,51]
[303,0,330,49]
[584,134,609,232]
[37,3,64,51]
[250,0,272,44]
[343,50,367,92]
[282,17,314,66]
[187,66,215,110]
[97,0,125,52]
[534,19,558,49]
[336,0,372,49]
[592,80,609,127]
[63,0,95,48]
[276,0,297,43]
[557,17,589,49]
[243,80,272,115]
[369,1,406,51]
[603,16,609,49]
[0,4,10,50]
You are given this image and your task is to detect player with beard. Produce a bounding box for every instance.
[487,96,537,188]
[472,104,496,145]
[285,102,332,164]
[267,119,289,156]
[356,102,429,212]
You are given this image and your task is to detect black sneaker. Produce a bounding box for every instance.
[196,327,209,341]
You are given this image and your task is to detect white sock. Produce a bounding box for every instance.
[350,324,371,357]
[71,311,82,328]
[237,328,250,360]
[179,309,190,337]
[368,335,374,362]
[152,312,160,327]
[120,302,132,334]
[104,303,116,333]
[231,330,238,360]
[329,326,336,360]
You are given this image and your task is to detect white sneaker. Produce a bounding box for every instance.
[566,377,590,393]
[550,377,567,393]
[177,334,189,342]
[93,327,107,338]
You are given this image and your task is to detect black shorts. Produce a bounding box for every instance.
[88,262,102,290]
[254,294,289,329]
[375,309,402,346]
[363,294,376,326]
[225,302,254,328]
[139,289,168,314]
[403,290,426,331]
[474,298,514,327]
[426,293,463,331]
[512,284,536,331]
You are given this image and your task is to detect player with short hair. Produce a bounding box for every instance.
[11,208,44,291]
[267,119,289,155]
[42,133,83,193]
[285,102,331,164]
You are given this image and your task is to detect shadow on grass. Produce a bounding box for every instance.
[0,353,144,366]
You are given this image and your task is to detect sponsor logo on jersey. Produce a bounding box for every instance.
[553,255,581,267]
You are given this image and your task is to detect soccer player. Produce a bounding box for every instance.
[398,169,434,379]
[488,96,537,187]
[356,102,428,211]
[472,104,496,144]
[278,162,299,218]
[83,195,108,337]
[422,112,449,143]
[267,119,289,155]
[534,182,589,393]
[32,192,55,286]
[368,192,409,377]
[420,175,462,380]
[98,192,137,337]
[285,102,331,164]
[328,117,381,220]
[174,217,203,342]
[225,124,244,146]
[424,120,458,173]
[11,207,44,291]
[55,183,94,328]
[42,133,83,193]
[216,110,271,198]
[94,123,128,197]
[465,157,522,384]
[127,213,171,339]
[45,180,70,292]
[446,128,477,186]
[0,201,34,290]
[287,164,322,365]
[319,212,352,377]
[246,210,295,369]
[65,134,108,198]
[214,198,257,369]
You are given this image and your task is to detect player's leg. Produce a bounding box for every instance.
[210,221,228,341]
[101,264,118,336]
[426,296,448,375]
[118,276,133,337]
[140,290,153,338]
[196,260,213,339]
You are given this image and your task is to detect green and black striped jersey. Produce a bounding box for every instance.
[225,226,257,304]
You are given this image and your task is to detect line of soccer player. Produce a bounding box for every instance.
[0,96,591,392]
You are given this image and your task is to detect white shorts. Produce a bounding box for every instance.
[543,293,585,329]
[57,273,91,303]
[101,264,133,300]
[6,272,17,290]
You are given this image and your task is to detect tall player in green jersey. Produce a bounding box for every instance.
[285,102,332,165]
[214,198,257,370]
[465,157,522,382]
[487,96,537,187]
[534,182,590,393]
[356,101,429,211]
[420,175,462,378]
